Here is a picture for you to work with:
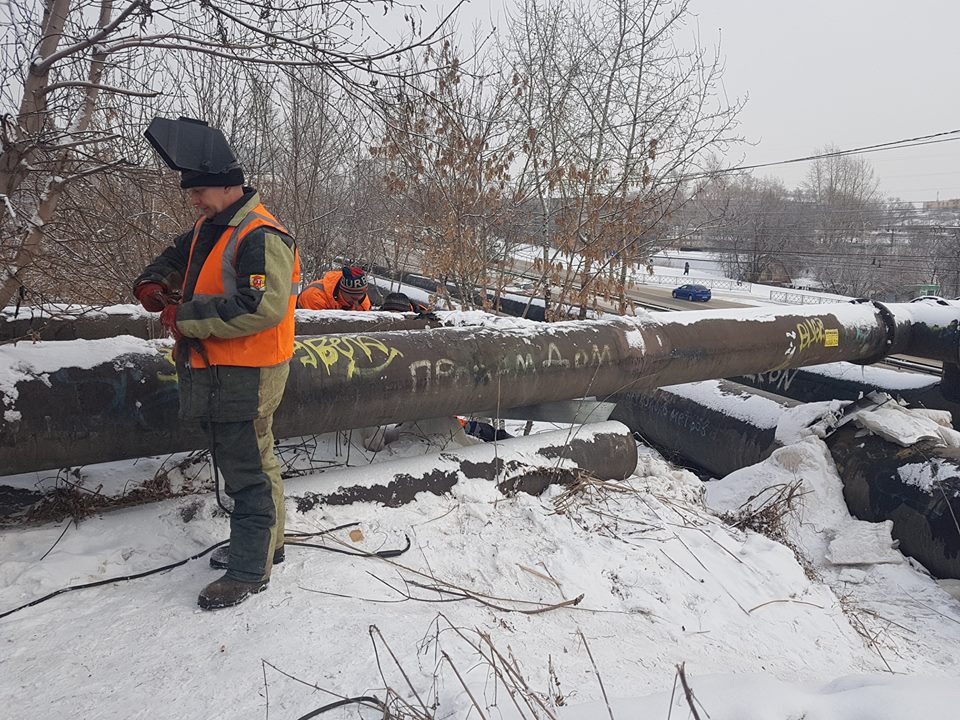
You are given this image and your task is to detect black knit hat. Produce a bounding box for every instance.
[380,292,413,312]
[340,265,368,293]
[179,165,245,189]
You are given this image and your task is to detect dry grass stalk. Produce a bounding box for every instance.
[576,630,615,720]
[719,480,807,541]
[718,479,819,581]
[552,471,639,515]
[837,594,904,674]
[675,663,705,720]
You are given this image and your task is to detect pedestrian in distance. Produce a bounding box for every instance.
[298,265,372,310]
[133,116,300,610]
[683,261,690,276]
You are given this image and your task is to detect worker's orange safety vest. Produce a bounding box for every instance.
[185,203,301,368]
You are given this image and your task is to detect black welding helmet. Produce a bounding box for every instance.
[144,116,245,189]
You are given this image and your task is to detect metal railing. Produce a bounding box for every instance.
[769,290,844,305]
[633,273,752,292]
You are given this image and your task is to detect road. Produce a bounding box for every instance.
[505,256,751,311]
[382,252,941,374]
[623,284,748,311]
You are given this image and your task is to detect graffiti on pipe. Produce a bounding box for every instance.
[541,342,612,370]
[796,317,826,352]
[772,318,840,372]
[407,341,613,393]
[783,330,797,362]
[743,368,799,392]
[158,345,177,383]
[295,336,404,378]
[408,358,493,392]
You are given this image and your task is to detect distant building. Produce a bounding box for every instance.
[923,198,960,210]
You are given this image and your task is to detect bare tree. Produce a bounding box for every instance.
[930,225,960,299]
[696,175,809,283]
[506,0,742,318]
[0,0,463,308]
[801,147,886,296]
[371,38,522,309]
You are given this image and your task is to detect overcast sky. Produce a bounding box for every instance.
[450,0,960,204]
[688,1,960,203]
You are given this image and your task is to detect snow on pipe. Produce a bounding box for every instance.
[735,365,960,427]
[828,426,960,580]
[2,300,960,475]
[609,380,960,579]
[0,308,435,342]
[609,380,798,478]
[290,422,638,510]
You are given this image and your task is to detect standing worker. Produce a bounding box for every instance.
[133,117,300,610]
[298,265,372,310]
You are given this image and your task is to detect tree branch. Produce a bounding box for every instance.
[34,0,145,73]
[40,81,160,98]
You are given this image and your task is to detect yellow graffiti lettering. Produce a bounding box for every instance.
[157,345,177,382]
[352,336,390,362]
[294,339,319,369]
[295,335,404,378]
[796,318,825,352]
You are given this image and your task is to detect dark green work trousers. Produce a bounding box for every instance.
[193,363,289,583]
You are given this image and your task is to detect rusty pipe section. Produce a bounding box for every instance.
[2,301,959,475]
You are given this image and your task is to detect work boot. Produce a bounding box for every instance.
[197,574,268,610]
[209,544,285,570]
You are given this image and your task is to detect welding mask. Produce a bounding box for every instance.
[144,116,245,189]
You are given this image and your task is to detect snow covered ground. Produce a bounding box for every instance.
[3,407,960,719]
[3,256,960,718]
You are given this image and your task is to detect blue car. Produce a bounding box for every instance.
[672,283,711,302]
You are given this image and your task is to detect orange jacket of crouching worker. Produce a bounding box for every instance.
[297,265,371,311]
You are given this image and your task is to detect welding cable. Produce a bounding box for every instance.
[179,336,233,517]
[0,522,410,620]
[295,696,387,719]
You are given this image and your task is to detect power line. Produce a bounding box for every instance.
[662,245,953,261]
[688,129,960,180]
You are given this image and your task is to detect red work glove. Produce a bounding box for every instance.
[159,304,182,341]
[134,282,168,312]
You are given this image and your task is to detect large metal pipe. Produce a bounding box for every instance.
[609,380,960,579]
[0,422,637,518]
[610,380,797,477]
[828,427,960,579]
[0,308,436,342]
[292,422,638,510]
[3,301,960,475]
[734,363,960,425]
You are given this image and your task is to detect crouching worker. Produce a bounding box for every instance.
[298,264,371,311]
[133,117,300,610]
[378,291,437,319]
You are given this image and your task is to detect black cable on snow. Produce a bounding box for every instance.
[295,695,387,719]
[0,522,410,620]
